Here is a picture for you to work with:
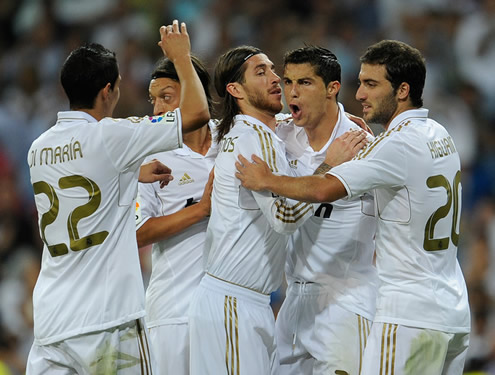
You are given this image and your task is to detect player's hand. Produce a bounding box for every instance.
[345,112,374,136]
[198,168,214,216]
[139,159,173,188]
[235,154,272,191]
[324,129,368,168]
[158,20,191,62]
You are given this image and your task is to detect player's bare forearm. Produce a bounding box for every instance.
[313,162,332,175]
[136,170,213,247]
[158,20,209,132]
[235,154,347,203]
[137,202,210,247]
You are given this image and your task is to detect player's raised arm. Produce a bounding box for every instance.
[158,20,209,133]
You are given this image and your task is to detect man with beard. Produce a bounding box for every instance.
[235,40,471,374]
[188,46,316,375]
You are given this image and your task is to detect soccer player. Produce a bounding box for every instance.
[274,45,377,375]
[26,20,209,374]
[236,40,471,374]
[135,55,217,375]
[187,46,318,375]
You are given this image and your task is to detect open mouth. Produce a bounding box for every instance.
[289,104,301,119]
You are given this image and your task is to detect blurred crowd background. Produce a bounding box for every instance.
[0,0,494,373]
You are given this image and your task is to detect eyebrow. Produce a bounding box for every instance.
[253,63,276,70]
[152,85,176,93]
[283,76,313,82]
[361,78,379,84]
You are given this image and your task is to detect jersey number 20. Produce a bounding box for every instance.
[33,175,109,257]
[423,171,461,251]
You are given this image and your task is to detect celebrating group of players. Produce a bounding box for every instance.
[26,20,470,375]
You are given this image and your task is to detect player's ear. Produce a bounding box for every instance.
[326,80,341,99]
[226,82,243,99]
[397,82,410,102]
[97,82,111,102]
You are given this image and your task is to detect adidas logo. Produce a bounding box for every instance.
[178,173,194,185]
[288,159,298,169]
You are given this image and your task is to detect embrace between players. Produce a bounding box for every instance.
[27,19,470,375]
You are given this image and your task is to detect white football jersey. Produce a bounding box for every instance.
[28,110,182,345]
[136,120,218,327]
[330,108,470,332]
[277,103,378,319]
[205,114,313,294]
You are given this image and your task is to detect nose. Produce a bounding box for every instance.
[290,83,299,98]
[153,101,165,116]
[270,70,281,84]
[355,84,365,102]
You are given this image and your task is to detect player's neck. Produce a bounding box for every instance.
[79,108,106,121]
[305,105,339,152]
[184,123,211,155]
[239,105,277,132]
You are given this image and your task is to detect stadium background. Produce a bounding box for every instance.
[0,0,494,373]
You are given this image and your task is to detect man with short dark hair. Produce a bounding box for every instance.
[135,54,217,375]
[236,40,471,374]
[275,45,377,375]
[188,45,316,375]
[26,20,209,374]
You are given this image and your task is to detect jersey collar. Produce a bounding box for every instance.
[387,108,429,131]
[56,111,98,124]
[234,114,278,137]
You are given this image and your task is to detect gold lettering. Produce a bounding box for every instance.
[63,144,70,162]
[435,141,444,157]
[72,141,83,159]
[40,148,53,165]
[427,137,458,160]
[29,149,37,168]
[36,139,84,167]
[427,142,437,159]
[54,146,63,164]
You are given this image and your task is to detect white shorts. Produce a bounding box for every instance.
[189,274,278,375]
[276,281,372,375]
[361,322,470,375]
[26,318,155,375]
[148,322,189,375]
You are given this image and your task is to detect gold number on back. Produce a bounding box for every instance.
[423,171,461,251]
[33,181,69,257]
[59,175,109,251]
[33,175,108,257]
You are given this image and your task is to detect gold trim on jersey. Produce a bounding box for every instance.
[379,323,398,375]
[136,319,153,375]
[356,120,411,161]
[357,315,371,375]
[224,296,240,375]
[274,200,313,223]
[243,121,278,172]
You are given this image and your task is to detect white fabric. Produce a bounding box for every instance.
[26,318,155,374]
[189,274,277,375]
[330,108,470,333]
[148,323,189,375]
[361,322,469,375]
[135,121,218,375]
[204,114,313,295]
[276,282,371,375]
[136,120,218,328]
[27,110,182,345]
[277,103,377,319]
